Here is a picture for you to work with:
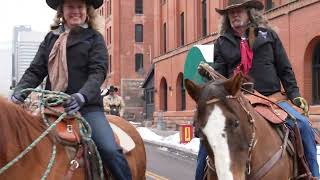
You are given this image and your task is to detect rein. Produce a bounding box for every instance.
[0,89,104,180]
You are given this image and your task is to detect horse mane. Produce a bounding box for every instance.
[0,97,44,164]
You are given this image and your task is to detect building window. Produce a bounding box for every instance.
[160,78,168,111]
[265,0,273,10]
[109,27,112,44]
[135,0,143,14]
[202,0,207,37]
[176,73,186,111]
[109,0,112,15]
[109,54,112,73]
[106,28,109,45]
[180,12,185,46]
[146,89,154,105]
[181,81,186,111]
[135,24,143,42]
[313,43,320,104]
[163,23,167,53]
[135,53,144,72]
[107,1,109,16]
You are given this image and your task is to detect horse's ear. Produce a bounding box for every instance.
[185,79,202,102]
[223,72,244,96]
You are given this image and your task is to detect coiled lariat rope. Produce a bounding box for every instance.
[0,88,104,180]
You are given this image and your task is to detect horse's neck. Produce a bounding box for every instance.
[3,113,52,164]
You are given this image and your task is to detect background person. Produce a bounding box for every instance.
[103,85,125,117]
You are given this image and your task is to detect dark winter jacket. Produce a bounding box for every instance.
[213,27,300,100]
[13,26,108,113]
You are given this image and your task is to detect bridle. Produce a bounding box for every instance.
[205,91,294,180]
[205,94,257,175]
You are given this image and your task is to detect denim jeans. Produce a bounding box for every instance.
[82,111,132,180]
[195,142,208,180]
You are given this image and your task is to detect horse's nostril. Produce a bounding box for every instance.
[221,133,226,138]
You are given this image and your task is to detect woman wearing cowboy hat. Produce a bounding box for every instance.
[11,0,131,179]
[195,0,319,179]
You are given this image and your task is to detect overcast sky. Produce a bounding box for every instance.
[0,0,56,95]
[1,0,56,48]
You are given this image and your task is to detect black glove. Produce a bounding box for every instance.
[63,93,86,115]
[11,93,26,105]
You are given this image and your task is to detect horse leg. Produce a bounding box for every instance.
[107,115,147,180]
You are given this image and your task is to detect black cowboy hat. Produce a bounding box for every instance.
[108,85,118,93]
[46,0,103,10]
[215,0,264,15]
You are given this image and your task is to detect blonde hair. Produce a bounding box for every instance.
[217,8,271,36]
[50,4,105,35]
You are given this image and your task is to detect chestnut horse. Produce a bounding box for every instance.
[185,73,294,180]
[0,97,146,180]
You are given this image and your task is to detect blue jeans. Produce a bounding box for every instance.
[195,142,208,180]
[82,111,132,180]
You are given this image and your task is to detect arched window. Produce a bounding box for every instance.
[160,78,168,111]
[176,73,186,111]
[312,43,320,104]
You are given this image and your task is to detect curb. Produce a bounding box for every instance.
[143,139,198,160]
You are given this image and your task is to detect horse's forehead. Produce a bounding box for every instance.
[201,82,225,101]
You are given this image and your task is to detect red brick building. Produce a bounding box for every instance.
[101,0,154,119]
[152,0,320,129]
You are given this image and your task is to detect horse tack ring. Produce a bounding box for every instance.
[70,160,80,170]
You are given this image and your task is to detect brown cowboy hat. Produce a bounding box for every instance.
[215,0,264,15]
[46,0,103,10]
[108,85,118,93]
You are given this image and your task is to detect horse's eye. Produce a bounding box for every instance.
[234,120,240,128]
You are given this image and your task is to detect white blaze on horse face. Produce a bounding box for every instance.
[202,105,234,180]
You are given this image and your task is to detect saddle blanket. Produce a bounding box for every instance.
[110,122,135,153]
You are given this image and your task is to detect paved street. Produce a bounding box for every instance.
[145,143,197,180]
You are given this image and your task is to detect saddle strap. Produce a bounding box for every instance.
[64,146,84,180]
[250,128,290,180]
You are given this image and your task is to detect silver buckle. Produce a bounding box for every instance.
[70,160,80,170]
[67,125,73,133]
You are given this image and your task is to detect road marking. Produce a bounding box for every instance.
[146,170,170,180]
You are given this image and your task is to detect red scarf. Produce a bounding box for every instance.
[234,38,253,75]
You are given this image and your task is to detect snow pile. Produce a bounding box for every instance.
[137,127,163,142]
[137,127,199,154]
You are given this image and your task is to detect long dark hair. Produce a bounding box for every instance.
[218,8,271,36]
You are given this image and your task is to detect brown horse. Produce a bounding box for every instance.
[185,73,294,180]
[0,97,146,180]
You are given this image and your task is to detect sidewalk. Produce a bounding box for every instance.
[136,127,199,159]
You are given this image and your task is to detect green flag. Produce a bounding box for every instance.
[183,45,214,85]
